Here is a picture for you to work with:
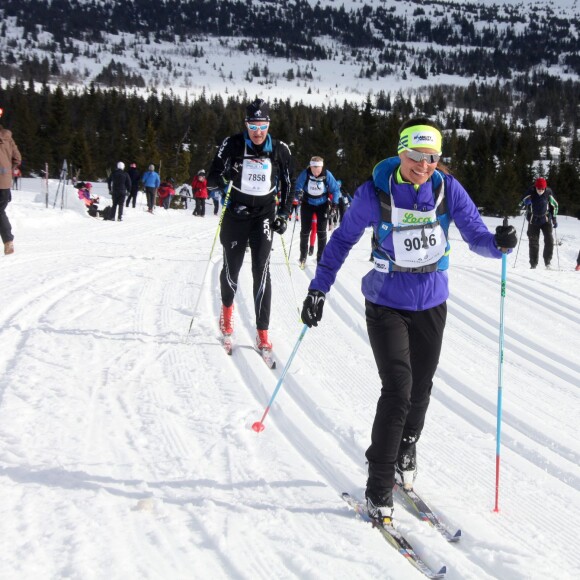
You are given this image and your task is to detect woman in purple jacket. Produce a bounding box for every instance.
[301,118,517,523]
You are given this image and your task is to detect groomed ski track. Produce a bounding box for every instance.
[0,196,578,579]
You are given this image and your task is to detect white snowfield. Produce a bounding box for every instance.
[0,179,578,579]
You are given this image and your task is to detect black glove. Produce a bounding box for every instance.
[272,215,288,235]
[494,224,518,249]
[301,290,326,327]
[224,162,241,184]
[552,218,558,229]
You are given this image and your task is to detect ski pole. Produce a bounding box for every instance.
[494,218,509,513]
[279,235,301,318]
[287,207,299,263]
[252,324,308,432]
[186,181,232,337]
[554,227,560,270]
[512,213,526,268]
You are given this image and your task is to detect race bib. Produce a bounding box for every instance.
[240,157,273,196]
[391,206,447,268]
[307,177,326,197]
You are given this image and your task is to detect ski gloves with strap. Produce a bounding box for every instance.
[301,290,326,327]
[494,224,518,250]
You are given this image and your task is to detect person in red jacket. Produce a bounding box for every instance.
[192,169,208,217]
[158,178,176,210]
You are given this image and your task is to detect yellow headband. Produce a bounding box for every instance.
[397,125,442,153]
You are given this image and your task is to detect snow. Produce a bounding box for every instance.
[0,177,579,579]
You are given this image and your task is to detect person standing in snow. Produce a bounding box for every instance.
[141,164,161,213]
[300,117,518,523]
[107,161,131,221]
[12,166,21,190]
[207,98,294,352]
[295,156,341,268]
[521,177,558,269]
[125,162,141,208]
[191,169,208,217]
[0,106,21,255]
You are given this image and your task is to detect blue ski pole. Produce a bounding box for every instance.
[252,324,308,432]
[494,218,509,512]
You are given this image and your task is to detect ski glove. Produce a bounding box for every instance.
[552,218,558,228]
[494,224,518,249]
[272,215,288,235]
[301,290,326,327]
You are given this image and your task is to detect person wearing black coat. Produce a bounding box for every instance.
[207,98,294,351]
[521,177,559,269]
[125,163,141,208]
[107,161,132,221]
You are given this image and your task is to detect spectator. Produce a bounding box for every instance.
[76,182,100,217]
[158,178,176,210]
[125,162,141,208]
[141,164,161,213]
[107,161,131,221]
[12,166,21,190]
[178,184,191,210]
[0,106,22,255]
[192,169,208,217]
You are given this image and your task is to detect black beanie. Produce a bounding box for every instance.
[245,99,270,122]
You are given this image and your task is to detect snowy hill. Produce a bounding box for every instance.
[1,0,579,107]
[0,178,578,579]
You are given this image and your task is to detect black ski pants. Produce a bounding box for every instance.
[219,203,275,330]
[145,187,156,212]
[527,221,553,267]
[365,300,447,496]
[111,192,126,220]
[300,202,329,261]
[125,188,139,208]
[0,189,14,243]
[194,198,206,217]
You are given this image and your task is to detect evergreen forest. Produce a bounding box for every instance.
[1,76,579,218]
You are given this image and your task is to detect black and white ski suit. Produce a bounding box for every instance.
[208,132,294,330]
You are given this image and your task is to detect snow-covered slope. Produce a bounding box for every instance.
[1,0,579,107]
[0,178,578,579]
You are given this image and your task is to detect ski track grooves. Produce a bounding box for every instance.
[206,241,510,579]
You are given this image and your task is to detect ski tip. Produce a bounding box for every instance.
[434,565,447,578]
[449,529,462,542]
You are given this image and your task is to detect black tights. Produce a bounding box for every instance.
[365,300,447,495]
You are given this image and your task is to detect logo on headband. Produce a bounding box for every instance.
[411,131,437,146]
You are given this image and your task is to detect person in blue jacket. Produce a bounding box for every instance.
[295,156,341,267]
[300,117,517,524]
[141,164,161,213]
